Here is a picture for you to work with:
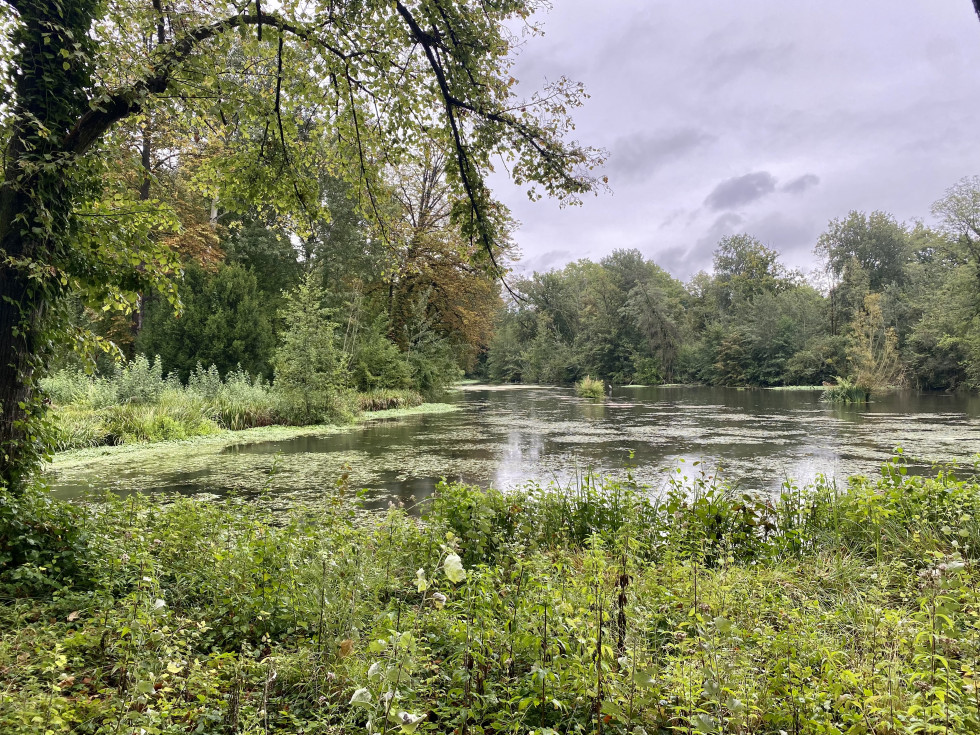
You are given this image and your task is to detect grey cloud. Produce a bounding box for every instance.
[704,41,796,90]
[655,245,693,276]
[515,249,573,275]
[494,0,980,282]
[698,212,744,247]
[781,174,821,195]
[655,213,746,278]
[607,129,714,184]
[748,213,820,263]
[704,172,777,211]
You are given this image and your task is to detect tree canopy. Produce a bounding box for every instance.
[0,0,603,491]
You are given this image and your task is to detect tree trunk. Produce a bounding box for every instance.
[0,0,100,493]
[0,179,48,493]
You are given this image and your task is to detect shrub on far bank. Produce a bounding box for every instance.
[356,389,423,412]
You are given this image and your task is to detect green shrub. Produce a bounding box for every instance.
[5,458,980,734]
[0,489,92,596]
[38,368,90,405]
[821,375,868,403]
[187,362,223,399]
[213,372,277,429]
[114,354,168,404]
[574,374,606,398]
[349,317,412,392]
[40,368,117,408]
[273,272,351,424]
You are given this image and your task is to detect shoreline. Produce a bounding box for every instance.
[48,401,459,472]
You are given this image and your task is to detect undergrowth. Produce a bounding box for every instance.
[3,454,980,734]
[42,359,429,450]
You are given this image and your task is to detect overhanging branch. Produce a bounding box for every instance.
[63,10,353,156]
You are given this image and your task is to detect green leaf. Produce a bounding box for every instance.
[350,688,373,707]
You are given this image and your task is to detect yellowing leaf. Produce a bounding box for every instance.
[443,553,466,584]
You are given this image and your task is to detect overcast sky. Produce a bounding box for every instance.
[490,1,980,281]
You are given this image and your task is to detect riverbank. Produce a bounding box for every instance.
[49,402,459,473]
[3,459,980,733]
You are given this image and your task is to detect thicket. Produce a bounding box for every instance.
[40,354,428,451]
[69,157,495,416]
[3,456,980,733]
[485,180,980,394]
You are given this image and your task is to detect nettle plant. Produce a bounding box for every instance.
[351,542,466,734]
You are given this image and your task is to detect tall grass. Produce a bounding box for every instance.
[821,375,868,403]
[356,389,423,412]
[41,357,420,450]
[42,358,276,449]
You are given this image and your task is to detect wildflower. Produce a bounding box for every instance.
[432,592,447,609]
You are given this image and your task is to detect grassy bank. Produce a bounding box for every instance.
[49,402,459,474]
[42,361,431,452]
[4,457,980,733]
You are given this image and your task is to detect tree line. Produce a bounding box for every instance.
[483,177,980,392]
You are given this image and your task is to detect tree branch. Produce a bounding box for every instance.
[63,11,351,156]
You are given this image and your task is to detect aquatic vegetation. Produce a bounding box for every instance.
[46,386,980,503]
[821,376,868,403]
[575,375,606,399]
[6,458,980,733]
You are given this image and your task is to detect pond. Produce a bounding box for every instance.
[48,385,980,508]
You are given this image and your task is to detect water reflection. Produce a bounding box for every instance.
[48,385,980,503]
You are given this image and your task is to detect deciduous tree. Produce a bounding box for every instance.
[0,0,602,491]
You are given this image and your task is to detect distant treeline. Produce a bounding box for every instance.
[481,177,980,391]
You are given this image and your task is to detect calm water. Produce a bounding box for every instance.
[48,385,980,507]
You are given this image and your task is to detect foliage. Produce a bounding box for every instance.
[0,488,93,597]
[42,360,275,449]
[274,272,353,425]
[488,180,980,393]
[5,457,980,733]
[349,317,413,393]
[849,293,904,396]
[575,375,606,399]
[821,376,867,404]
[817,210,911,293]
[0,0,603,492]
[712,233,787,310]
[137,262,277,381]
